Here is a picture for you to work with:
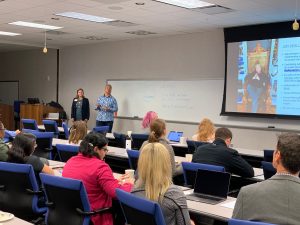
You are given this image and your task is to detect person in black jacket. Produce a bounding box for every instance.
[192,127,254,178]
[71,88,90,122]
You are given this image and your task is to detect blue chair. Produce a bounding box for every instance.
[22,130,54,160]
[21,118,38,130]
[228,218,276,225]
[0,162,46,221]
[56,144,79,162]
[127,149,140,170]
[93,126,110,134]
[43,119,59,138]
[182,161,225,187]
[62,122,70,139]
[116,189,166,225]
[186,140,207,154]
[263,149,274,162]
[112,132,126,148]
[261,161,276,179]
[40,174,112,225]
[131,133,149,150]
[3,130,16,143]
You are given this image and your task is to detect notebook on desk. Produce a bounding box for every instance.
[186,169,231,205]
[167,131,183,142]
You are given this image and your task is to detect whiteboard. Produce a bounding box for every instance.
[0,81,19,105]
[108,80,224,123]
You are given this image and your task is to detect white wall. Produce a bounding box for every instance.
[59,29,287,151]
[0,49,57,103]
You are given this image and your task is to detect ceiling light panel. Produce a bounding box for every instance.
[55,12,115,23]
[153,0,215,9]
[9,21,62,30]
[0,31,21,36]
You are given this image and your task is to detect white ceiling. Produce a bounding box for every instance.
[0,0,298,51]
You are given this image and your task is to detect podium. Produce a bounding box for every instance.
[0,103,14,130]
[20,104,61,126]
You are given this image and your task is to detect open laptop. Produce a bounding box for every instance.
[186,169,231,205]
[167,131,183,142]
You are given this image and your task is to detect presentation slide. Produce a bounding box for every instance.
[225,37,300,116]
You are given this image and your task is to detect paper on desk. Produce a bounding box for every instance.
[220,200,236,209]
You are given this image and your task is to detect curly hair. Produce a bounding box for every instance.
[196,118,215,142]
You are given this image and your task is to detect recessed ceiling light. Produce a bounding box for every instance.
[0,31,21,36]
[55,12,115,23]
[9,21,62,30]
[153,0,215,9]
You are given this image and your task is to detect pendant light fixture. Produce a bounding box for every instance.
[293,0,299,30]
[43,31,48,53]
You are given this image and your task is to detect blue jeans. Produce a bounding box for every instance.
[96,120,113,133]
[247,85,263,113]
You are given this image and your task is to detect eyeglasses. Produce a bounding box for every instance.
[102,147,109,152]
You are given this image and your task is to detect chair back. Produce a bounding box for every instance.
[93,126,110,135]
[62,122,70,139]
[21,119,38,130]
[0,162,46,220]
[40,174,92,225]
[261,161,276,179]
[126,149,140,170]
[43,120,59,137]
[131,133,149,150]
[56,144,79,162]
[182,161,225,187]
[116,189,166,225]
[112,132,126,148]
[229,218,276,225]
[186,140,207,154]
[23,130,54,160]
[263,149,274,162]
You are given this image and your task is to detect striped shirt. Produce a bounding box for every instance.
[96,95,118,121]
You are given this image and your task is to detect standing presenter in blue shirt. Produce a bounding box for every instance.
[96,84,118,133]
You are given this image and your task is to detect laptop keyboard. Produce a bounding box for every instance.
[186,193,226,205]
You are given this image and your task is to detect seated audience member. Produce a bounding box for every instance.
[141,111,158,129]
[192,127,254,177]
[141,119,182,176]
[0,121,9,161]
[192,118,215,142]
[132,143,194,225]
[62,132,133,225]
[233,133,300,225]
[7,133,54,175]
[68,120,88,144]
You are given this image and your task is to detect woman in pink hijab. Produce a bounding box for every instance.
[142,111,158,129]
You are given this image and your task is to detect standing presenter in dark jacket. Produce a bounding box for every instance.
[71,88,90,122]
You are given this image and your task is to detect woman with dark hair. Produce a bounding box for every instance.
[71,88,90,122]
[141,119,182,176]
[62,132,133,225]
[7,133,54,175]
[0,121,8,161]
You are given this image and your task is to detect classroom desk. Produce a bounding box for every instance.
[1,216,33,225]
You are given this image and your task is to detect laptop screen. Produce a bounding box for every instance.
[168,131,183,142]
[194,169,231,198]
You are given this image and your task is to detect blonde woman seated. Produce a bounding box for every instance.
[132,143,194,225]
[68,121,87,144]
[192,118,215,143]
[141,119,181,176]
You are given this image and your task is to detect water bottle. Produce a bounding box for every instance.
[125,131,132,149]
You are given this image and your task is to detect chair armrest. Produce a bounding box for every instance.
[76,207,112,216]
[26,188,44,195]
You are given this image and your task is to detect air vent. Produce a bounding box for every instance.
[193,5,234,15]
[80,36,107,41]
[126,30,156,35]
[103,20,137,27]
[46,30,68,35]
[90,0,131,4]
